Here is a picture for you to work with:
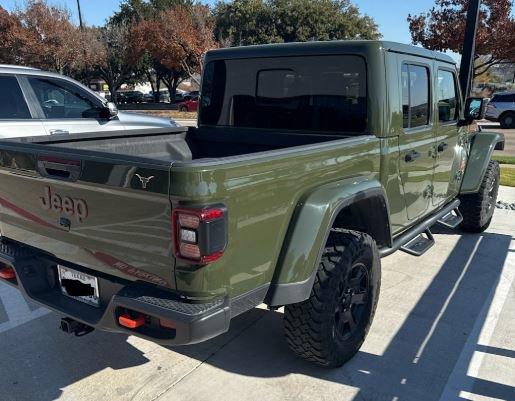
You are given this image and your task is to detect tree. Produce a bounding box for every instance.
[15,0,82,74]
[213,0,380,46]
[0,7,24,64]
[408,0,515,77]
[111,0,198,102]
[0,1,100,79]
[95,22,143,103]
[131,4,217,98]
[111,0,193,24]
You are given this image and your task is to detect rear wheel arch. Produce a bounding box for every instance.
[332,195,392,249]
[265,180,391,307]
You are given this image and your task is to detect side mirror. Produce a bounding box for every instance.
[99,102,118,120]
[458,97,487,126]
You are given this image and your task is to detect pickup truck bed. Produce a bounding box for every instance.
[0,126,378,344]
[26,126,348,162]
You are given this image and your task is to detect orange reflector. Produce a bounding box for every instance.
[0,266,15,280]
[159,319,176,329]
[118,313,146,329]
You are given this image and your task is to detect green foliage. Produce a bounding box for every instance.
[214,0,380,46]
[110,0,193,24]
[493,155,515,165]
[500,166,515,187]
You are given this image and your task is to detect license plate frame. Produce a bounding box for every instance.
[57,265,100,307]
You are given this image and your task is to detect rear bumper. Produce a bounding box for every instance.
[0,239,231,345]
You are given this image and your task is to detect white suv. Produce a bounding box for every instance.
[485,91,515,128]
[0,65,178,139]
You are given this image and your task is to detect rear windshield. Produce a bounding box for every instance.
[199,55,367,135]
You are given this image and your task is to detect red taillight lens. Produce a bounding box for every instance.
[172,206,227,264]
[0,265,15,280]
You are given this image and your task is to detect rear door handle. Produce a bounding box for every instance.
[49,129,69,135]
[437,142,448,152]
[405,150,421,163]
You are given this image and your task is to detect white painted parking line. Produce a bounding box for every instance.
[0,283,50,334]
[414,237,483,364]
[438,235,515,401]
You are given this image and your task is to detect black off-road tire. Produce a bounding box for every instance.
[499,112,515,129]
[179,105,188,112]
[284,230,381,367]
[459,160,500,233]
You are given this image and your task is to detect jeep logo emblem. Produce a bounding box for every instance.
[40,186,88,223]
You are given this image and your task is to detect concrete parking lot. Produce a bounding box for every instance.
[0,188,514,401]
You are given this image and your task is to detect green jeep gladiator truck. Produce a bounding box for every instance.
[0,41,505,367]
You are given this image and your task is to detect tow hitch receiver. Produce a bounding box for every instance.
[59,317,94,337]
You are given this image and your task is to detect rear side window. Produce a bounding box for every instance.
[491,94,515,103]
[402,64,430,129]
[28,77,102,119]
[0,76,31,119]
[437,70,459,122]
[200,55,367,135]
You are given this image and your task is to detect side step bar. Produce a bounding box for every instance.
[380,199,460,258]
[400,229,435,256]
[437,208,463,229]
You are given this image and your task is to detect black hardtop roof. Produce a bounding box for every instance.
[205,40,456,65]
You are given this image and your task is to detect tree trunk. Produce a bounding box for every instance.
[109,86,117,104]
[155,77,162,103]
[146,70,156,102]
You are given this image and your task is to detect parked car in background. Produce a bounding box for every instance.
[117,90,144,104]
[174,92,185,103]
[158,90,170,103]
[177,96,198,112]
[184,90,199,99]
[485,91,515,128]
[143,91,154,103]
[0,65,178,138]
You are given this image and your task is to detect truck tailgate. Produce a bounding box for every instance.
[0,142,175,289]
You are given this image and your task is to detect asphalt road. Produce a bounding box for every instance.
[0,187,514,401]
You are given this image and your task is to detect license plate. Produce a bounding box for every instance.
[58,265,99,307]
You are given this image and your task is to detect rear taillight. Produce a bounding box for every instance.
[172,206,227,264]
[0,265,15,280]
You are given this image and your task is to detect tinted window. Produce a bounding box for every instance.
[200,55,367,134]
[0,76,31,119]
[437,70,458,122]
[402,64,430,129]
[491,94,515,103]
[28,77,102,119]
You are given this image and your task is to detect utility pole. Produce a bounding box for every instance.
[76,0,84,30]
[459,0,481,101]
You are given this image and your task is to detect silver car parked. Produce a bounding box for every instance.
[485,91,515,128]
[0,65,179,139]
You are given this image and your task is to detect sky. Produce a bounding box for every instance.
[0,0,439,44]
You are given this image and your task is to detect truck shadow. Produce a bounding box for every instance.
[0,312,148,401]
[0,231,512,401]
[175,231,514,401]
